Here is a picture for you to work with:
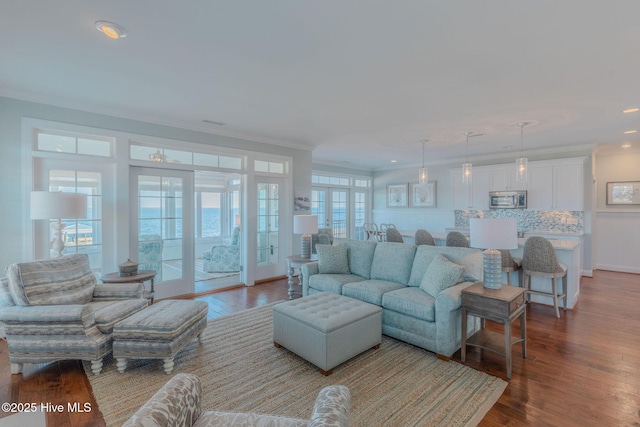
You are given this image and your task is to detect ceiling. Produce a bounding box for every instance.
[2,1,640,170]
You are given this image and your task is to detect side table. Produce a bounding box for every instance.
[286,255,317,300]
[461,282,526,379]
[100,270,157,305]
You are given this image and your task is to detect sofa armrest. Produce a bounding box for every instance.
[93,283,144,301]
[435,281,477,313]
[301,262,319,296]
[434,281,478,358]
[0,304,94,325]
[308,385,350,427]
[122,373,202,427]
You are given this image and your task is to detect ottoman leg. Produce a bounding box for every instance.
[91,359,104,375]
[116,358,127,373]
[319,368,333,376]
[274,342,282,348]
[163,358,174,374]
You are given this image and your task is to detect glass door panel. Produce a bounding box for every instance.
[255,177,284,280]
[131,167,194,298]
[312,188,349,238]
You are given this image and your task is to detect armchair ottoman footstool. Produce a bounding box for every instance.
[113,300,208,374]
[273,292,382,375]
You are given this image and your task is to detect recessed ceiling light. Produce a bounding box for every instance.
[623,108,640,113]
[622,143,632,148]
[95,21,127,39]
[390,160,397,163]
[623,129,638,134]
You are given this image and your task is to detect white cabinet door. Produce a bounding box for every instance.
[528,161,584,210]
[554,163,584,210]
[528,165,553,209]
[452,169,490,210]
[470,170,491,210]
[490,167,527,191]
[451,171,470,209]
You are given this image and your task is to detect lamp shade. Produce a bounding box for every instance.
[30,191,88,220]
[469,218,518,250]
[293,215,318,235]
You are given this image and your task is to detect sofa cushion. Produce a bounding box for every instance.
[342,279,406,306]
[382,287,436,322]
[408,246,483,287]
[333,238,377,279]
[89,299,149,334]
[419,254,465,298]
[6,254,96,306]
[316,244,350,274]
[309,274,365,295]
[369,243,416,285]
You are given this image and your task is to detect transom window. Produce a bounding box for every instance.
[36,131,112,157]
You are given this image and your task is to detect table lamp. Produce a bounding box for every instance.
[30,191,88,258]
[293,215,318,259]
[470,217,518,289]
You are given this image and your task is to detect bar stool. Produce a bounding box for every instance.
[522,236,567,318]
[385,228,404,243]
[500,249,522,286]
[446,231,469,247]
[415,229,435,246]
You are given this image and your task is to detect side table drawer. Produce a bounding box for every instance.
[463,292,525,318]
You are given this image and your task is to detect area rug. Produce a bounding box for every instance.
[86,303,507,426]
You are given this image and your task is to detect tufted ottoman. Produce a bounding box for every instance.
[273,292,382,375]
[113,300,208,374]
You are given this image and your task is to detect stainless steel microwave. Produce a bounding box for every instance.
[489,191,527,209]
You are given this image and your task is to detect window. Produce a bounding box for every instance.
[130,144,243,170]
[36,131,112,157]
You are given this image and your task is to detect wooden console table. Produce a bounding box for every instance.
[100,270,157,305]
[461,282,526,379]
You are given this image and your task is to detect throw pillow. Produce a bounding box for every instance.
[419,254,465,298]
[316,244,350,274]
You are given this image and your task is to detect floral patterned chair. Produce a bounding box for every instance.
[122,373,350,427]
[138,234,164,273]
[202,227,240,273]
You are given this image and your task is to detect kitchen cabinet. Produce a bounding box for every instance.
[451,169,490,210]
[527,160,584,211]
[490,167,527,191]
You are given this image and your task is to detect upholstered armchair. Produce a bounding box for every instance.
[122,373,350,427]
[202,226,240,273]
[138,234,164,272]
[0,254,148,375]
[311,227,334,254]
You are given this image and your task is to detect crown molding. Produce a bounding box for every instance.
[0,91,315,152]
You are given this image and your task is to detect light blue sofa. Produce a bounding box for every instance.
[302,239,483,359]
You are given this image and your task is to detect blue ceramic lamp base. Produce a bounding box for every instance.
[483,249,502,289]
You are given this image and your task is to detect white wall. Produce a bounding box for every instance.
[0,96,312,273]
[372,165,456,233]
[594,149,640,273]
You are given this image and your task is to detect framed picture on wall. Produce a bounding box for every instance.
[410,181,437,208]
[387,183,408,208]
[606,181,640,205]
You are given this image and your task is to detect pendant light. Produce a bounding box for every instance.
[462,132,473,185]
[418,140,428,184]
[515,122,529,183]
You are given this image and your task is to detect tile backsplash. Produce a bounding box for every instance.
[454,209,583,233]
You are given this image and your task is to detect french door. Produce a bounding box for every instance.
[312,188,349,238]
[254,177,285,280]
[130,167,194,298]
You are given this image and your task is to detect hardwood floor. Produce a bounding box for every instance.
[0,271,638,426]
